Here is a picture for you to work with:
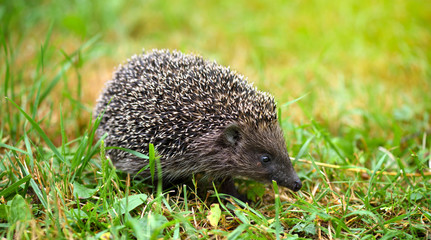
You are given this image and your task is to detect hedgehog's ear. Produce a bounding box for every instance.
[222,123,241,146]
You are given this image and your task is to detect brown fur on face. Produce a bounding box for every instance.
[180,120,301,193]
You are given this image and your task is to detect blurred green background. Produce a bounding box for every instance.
[1,1,431,238]
[2,0,430,140]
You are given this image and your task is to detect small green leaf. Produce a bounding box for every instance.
[73,182,98,199]
[110,194,148,216]
[207,203,222,228]
[126,217,146,239]
[68,208,90,219]
[137,213,169,239]
[393,105,414,121]
[292,223,316,235]
[0,204,9,220]
[8,194,32,224]
[410,192,423,201]
[303,224,316,235]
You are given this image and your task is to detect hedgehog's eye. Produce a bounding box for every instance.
[260,154,272,163]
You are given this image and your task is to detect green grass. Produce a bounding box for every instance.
[1,0,430,239]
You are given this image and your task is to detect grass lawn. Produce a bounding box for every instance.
[1,0,430,239]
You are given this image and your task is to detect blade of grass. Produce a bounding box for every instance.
[0,143,30,156]
[31,23,53,119]
[13,152,49,211]
[0,175,31,198]
[38,61,72,106]
[74,100,109,179]
[6,97,65,163]
[365,151,388,208]
[294,135,315,162]
[38,34,100,107]
[149,143,156,183]
[281,92,310,108]
[60,104,67,156]
[272,180,281,240]
[105,146,149,160]
[311,119,348,164]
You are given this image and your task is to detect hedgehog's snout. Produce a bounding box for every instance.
[279,175,302,192]
[287,168,302,192]
[271,160,302,192]
[292,179,302,192]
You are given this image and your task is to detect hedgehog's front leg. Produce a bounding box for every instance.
[218,177,248,203]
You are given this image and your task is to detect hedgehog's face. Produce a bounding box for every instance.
[221,122,302,192]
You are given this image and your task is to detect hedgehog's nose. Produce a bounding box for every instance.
[292,180,302,192]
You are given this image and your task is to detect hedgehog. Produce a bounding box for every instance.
[94,49,302,200]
